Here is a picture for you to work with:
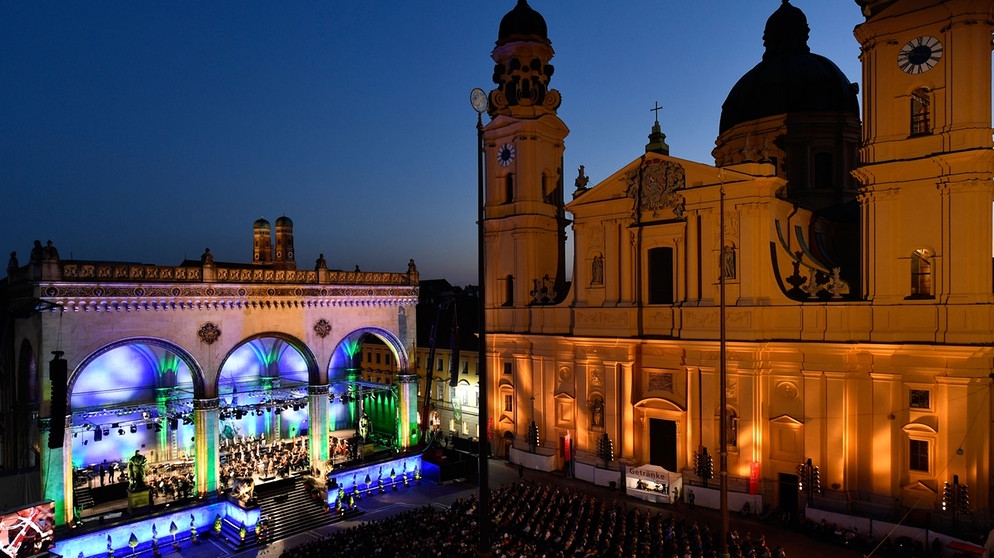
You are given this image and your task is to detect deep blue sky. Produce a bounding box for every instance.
[1,2,862,287]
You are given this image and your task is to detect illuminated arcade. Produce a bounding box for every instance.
[0,217,425,555]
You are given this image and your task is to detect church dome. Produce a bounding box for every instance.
[253,217,271,230]
[275,215,293,227]
[718,0,858,134]
[497,0,548,45]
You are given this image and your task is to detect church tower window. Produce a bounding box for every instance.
[503,274,514,306]
[647,247,674,304]
[910,248,933,298]
[505,174,514,204]
[813,152,833,190]
[910,88,931,136]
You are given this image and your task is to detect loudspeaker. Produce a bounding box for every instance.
[48,351,67,449]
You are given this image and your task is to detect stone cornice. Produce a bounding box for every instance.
[36,283,418,313]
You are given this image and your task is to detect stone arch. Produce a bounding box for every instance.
[214,331,321,395]
[69,337,205,404]
[329,326,410,379]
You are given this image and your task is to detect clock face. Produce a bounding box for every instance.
[497,143,516,166]
[898,36,942,74]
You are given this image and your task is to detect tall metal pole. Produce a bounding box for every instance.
[718,177,730,558]
[475,107,491,555]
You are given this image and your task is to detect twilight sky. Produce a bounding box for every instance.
[1,1,863,287]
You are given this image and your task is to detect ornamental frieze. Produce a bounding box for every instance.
[575,309,628,326]
[60,263,413,286]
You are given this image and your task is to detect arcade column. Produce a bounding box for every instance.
[308,384,330,465]
[397,374,419,449]
[193,397,220,496]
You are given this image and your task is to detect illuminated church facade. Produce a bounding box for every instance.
[482,0,994,524]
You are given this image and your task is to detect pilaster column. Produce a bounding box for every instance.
[40,417,69,526]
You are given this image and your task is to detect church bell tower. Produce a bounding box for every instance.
[483,0,569,328]
[853,0,994,305]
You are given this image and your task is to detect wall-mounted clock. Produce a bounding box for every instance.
[897,36,942,74]
[497,143,516,166]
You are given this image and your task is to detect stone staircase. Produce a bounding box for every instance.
[254,476,359,543]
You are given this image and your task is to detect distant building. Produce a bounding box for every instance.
[414,280,481,449]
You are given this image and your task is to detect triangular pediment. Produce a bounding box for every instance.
[567,152,772,213]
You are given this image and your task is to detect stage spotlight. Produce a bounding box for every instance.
[102,429,110,437]
[83,440,88,445]
[72,432,77,438]
[129,425,137,434]
[118,429,125,436]
[141,410,151,420]
[154,424,162,432]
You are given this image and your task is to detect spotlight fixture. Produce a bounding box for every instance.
[129,425,137,434]
[118,429,125,436]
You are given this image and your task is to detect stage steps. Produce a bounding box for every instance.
[255,476,357,542]
[73,485,95,510]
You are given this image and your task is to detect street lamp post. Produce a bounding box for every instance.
[470,87,491,555]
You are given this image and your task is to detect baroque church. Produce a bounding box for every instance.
[482,0,994,524]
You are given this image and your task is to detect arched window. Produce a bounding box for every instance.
[505,174,514,204]
[910,88,931,136]
[910,248,933,298]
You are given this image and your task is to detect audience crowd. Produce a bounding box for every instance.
[277,481,789,558]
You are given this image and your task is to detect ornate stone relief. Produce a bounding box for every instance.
[776,381,799,400]
[313,319,332,338]
[198,322,221,345]
[623,159,686,218]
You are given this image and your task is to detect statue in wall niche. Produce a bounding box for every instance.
[721,245,736,279]
[590,397,605,428]
[591,255,604,285]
